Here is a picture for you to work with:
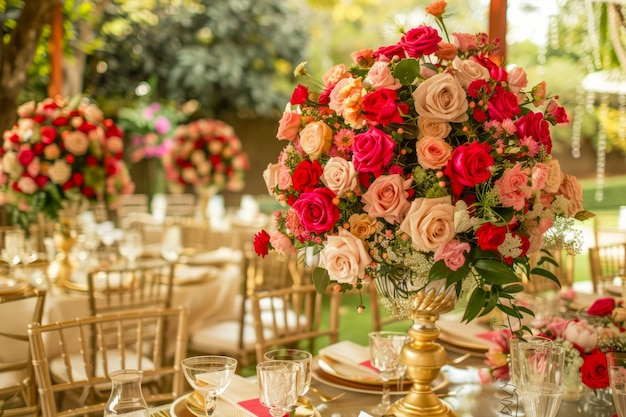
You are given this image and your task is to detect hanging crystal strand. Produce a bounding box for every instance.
[586,0,602,70]
[595,94,609,202]
[549,14,560,51]
[571,87,585,159]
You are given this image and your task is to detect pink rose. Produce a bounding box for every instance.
[63,131,90,156]
[277,165,292,191]
[361,174,413,224]
[276,110,302,141]
[531,162,550,191]
[515,111,552,153]
[452,57,490,90]
[400,25,442,58]
[452,32,477,52]
[558,175,584,217]
[299,121,332,160]
[506,65,528,100]
[399,196,455,252]
[495,163,531,211]
[413,73,469,123]
[269,231,297,256]
[546,99,569,124]
[321,157,358,197]
[545,317,571,339]
[416,136,452,170]
[564,320,598,352]
[365,61,401,90]
[319,229,372,285]
[541,159,564,194]
[26,157,41,177]
[487,85,521,121]
[352,127,395,174]
[434,240,470,271]
[262,162,280,195]
[443,141,494,198]
[292,188,340,234]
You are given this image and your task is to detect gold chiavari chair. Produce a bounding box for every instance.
[28,307,188,417]
[589,242,626,293]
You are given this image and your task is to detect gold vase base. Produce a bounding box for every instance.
[387,393,457,417]
[47,258,75,288]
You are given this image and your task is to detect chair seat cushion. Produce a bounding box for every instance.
[0,369,27,393]
[188,321,272,354]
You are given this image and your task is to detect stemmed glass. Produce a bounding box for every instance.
[118,229,144,265]
[257,360,301,417]
[161,225,183,263]
[263,349,312,398]
[181,355,237,416]
[368,331,409,415]
[607,351,626,417]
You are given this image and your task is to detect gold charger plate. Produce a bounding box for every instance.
[436,318,491,353]
[176,392,320,417]
[0,277,29,295]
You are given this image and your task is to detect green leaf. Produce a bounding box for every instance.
[462,287,486,323]
[393,58,421,86]
[530,268,561,287]
[428,260,449,282]
[312,267,330,294]
[481,287,500,316]
[474,259,521,285]
[500,284,525,294]
[498,303,523,319]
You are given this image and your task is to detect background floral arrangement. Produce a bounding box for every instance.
[162,118,249,194]
[0,95,134,229]
[480,297,626,392]
[253,0,591,322]
[117,101,186,163]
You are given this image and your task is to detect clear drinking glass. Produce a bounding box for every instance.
[161,225,183,262]
[181,355,237,416]
[257,360,301,417]
[608,351,626,417]
[368,331,409,415]
[119,229,144,265]
[509,335,552,388]
[103,369,149,417]
[263,348,312,396]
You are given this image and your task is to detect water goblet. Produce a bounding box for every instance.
[118,229,144,265]
[263,348,312,397]
[368,331,409,415]
[607,351,626,416]
[181,355,237,416]
[257,360,301,417]
[509,335,553,388]
[161,225,183,262]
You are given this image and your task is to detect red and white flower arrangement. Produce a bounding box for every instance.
[162,118,249,195]
[254,0,591,322]
[0,96,134,229]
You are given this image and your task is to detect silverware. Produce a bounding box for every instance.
[448,352,472,365]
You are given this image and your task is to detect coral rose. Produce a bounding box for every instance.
[416,136,452,170]
[362,174,413,224]
[276,109,301,141]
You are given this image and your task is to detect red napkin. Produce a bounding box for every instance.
[236,398,288,417]
[359,359,380,373]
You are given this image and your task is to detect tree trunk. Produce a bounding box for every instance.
[0,0,56,134]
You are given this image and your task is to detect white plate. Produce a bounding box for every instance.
[437,318,492,353]
[0,277,28,295]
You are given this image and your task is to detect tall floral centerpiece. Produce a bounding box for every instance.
[0,96,134,283]
[254,1,590,416]
[162,118,249,219]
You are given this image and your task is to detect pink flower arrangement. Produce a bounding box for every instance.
[254,0,591,321]
[162,119,249,194]
[0,96,134,229]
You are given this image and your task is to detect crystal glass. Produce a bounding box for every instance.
[119,229,144,265]
[181,355,237,416]
[257,360,301,417]
[103,369,149,417]
[368,331,409,415]
[608,351,626,417]
[161,225,183,262]
[263,348,312,396]
[509,336,552,388]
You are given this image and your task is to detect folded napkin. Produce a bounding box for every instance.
[318,340,380,380]
[220,374,277,417]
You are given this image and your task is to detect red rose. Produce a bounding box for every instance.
[291,188,340,235]
[581,349,609,389]
[81,186,95,198]
[105,123,123,139]
[253,230,271,258]
[290,84,309,105]
[292,159,323,193]
[85,155,99,167]
[33,143,44,156]
[400,26,442,58]
[52,116,69,127]
[66,154,75,164]
[475,223,507,252]
[515,111,552,154]
[373,43,405,60]
[587,298,616,316]
[352,127,396,175]
[17,149,34,167]
[361,89,404,127]
[40,126,57,144]
[443,141,494,199]
[72,172,84,186]
[34,175,48,188]
[32,115,46,124]
[487,85,520,121]
[318,85,333,105]
[77,122,97,134]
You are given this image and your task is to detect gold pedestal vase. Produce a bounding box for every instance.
[377,279,458,417]
[47,220,77,287]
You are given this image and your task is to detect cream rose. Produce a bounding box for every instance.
[321,157,358,197]
[83,103,104,124]
[263,162,281,195]
[416,136,452,170]
[564,320,598,353]
[299,121,332,160]
[319,229,371,285]
[542,158,564,194]
[2,152,23,178]
[361,174,413,224]
[417,117,452,139]
[451,57,491,90]
[63,131,90,156]
[348,213,377,240]
[48,160,72,184]
[400,196,456,252]
[17,176,37,194]
[364,61,401,90]
[558,175,584,217]
[413,73,469,123]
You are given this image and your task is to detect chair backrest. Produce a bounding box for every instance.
[165,194,197,219]
[0,287,46,417]
[250,284,340,363]
[116,194,149,229]
[28,307,188,417]
[86,259,175,317]
[589,242,626,293]
[524,248,574,294]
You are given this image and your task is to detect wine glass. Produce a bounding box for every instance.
[607,351,626,417]
[257,360,301,417]
[368,331,409,415]
[181,355,237,416]
[161,225,183,262]
[118,229,144,265]
[263,348,312,397]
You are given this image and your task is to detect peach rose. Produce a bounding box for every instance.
[413,73,468,123]
[435,42,457,61]
[269,230,298,255]
[181,166,198,184]
[507,65,528,103]
[63,131,89,156]
[418,117,452,139]
[425,0,447,17]
[416,136,452,170]
[452,57,490,90]
[16,100,36,118]
[348,213,377,240]
[276,109,301,141]
[559,174,584,217]
[48,160,72,184]
[329,77,367,129]
[542,159,564,194]
[365,61,401,91]
[17,176,37,194]
[495,163,531,211]
[400,196,455,252]
[350,48,374,65]
[83,104,104,124]
[321,157,358,197]
[452,32,477,52]
[26,157,41,177]
[319,228,371,285]
[299,121,332,160]
[2,152,23,178]
[531,162,550,191]
[263,162,280,195]
[361,174,413,224]
[420,65,439,79]
[43,144,61,160]
[322,63,350,87]
[107,136,124,154]
[564,320,598,353]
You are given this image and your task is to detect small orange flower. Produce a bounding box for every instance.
[425,0,447,18]
[434,41,457,60]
